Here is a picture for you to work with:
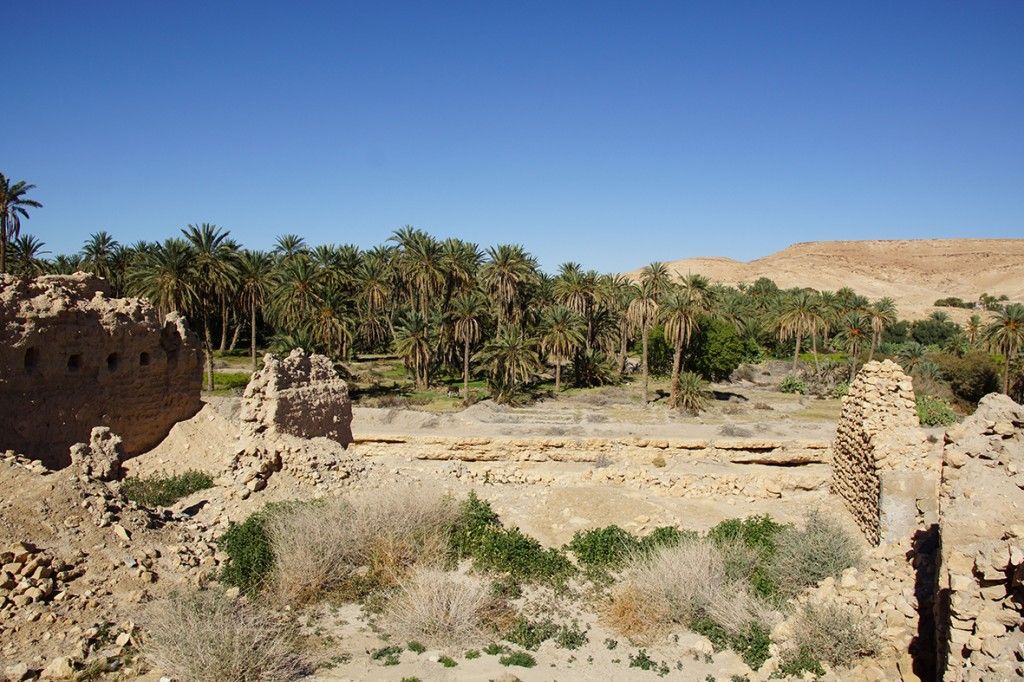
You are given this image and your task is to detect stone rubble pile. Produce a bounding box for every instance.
[0,542,80,614]
[936,393,1024,681]
[69,427,124,482]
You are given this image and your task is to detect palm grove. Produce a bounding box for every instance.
[3,174,1023,409]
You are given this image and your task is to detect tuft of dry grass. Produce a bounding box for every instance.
[141,589,301,682]
[604,539,772,643]
[268,488,460,605]
[383,567,511,649]
[769,510,861,598]
[788,600,877,667]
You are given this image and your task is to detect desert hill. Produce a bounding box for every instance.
[633,239,1024,321]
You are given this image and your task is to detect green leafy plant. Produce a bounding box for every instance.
[567,526,641,569]
[407,641,425,654]
[554,621,588,650]
[370,645,402,666]
[916,394,958,426]
[629,649,658,671]
[121,470,213,507]
[499,651,537,668]
[779,375,808,394]
[438,655,457,668]
[504,617,558,650]
[464,649,481,659]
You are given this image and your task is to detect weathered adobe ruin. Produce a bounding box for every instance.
[0,273,202,467]
[226,349,356,497]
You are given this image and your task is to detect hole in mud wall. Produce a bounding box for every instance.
[107,352,120,372]
[139,351,151,366]
[24,347,39,372]
[67,353,83,372]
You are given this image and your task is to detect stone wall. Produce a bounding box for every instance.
[935,393,1024,681]
[831,359,939,545]
[0,273,202,467]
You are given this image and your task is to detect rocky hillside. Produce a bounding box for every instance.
[632,239,1024,320]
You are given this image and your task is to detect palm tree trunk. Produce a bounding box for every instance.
[1005,350,1011,395]
[641,324,650,404]
[792,334,802,371]
[0,235,6,274]
[251,300,258,370]
[219,298,229,352]
[811,333,820,372]
[204,319,215,391]
[463,337,471,406]
[618,323,628,375]
[555,361,561,393]
[868,332,877,362]
[229,321,242,352]
[670,340,683,408]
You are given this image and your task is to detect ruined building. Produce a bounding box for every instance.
[0,273,203,467]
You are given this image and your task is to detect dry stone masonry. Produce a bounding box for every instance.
[0,273,202,467]
[831,359,940,545]
[935,393,1024,680]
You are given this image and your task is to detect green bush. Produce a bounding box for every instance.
[708,515,785,599]
[504,617,557,650]
[452,493,574,583]
[676,372,711,414]
[567,526,641,568]
[772,647,825,679]
[934,351,1001,404]
[499,651,536,668]
[916,394,958,426]
[217,501,306,594]
[554,621,588,650]
[121,470,214,507]
[779,375,807,394]
[830,381,849,398]
[639,526,695,552]
[684,317,746,381]
[691,618,772,670]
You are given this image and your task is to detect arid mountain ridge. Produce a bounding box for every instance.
[633,238,1024,321]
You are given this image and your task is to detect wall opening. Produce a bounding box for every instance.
[107,352,120,372]
[139,351,151,366]
[24,347,39,372]
[67,354,83,372]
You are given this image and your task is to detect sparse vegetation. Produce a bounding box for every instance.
[499,651,537,668]
[779,375,807,394]
[916,394,958,426]
[121,470,214,507]
[141,589,301,682]
[769,510,860,598]
[785,601,877,669]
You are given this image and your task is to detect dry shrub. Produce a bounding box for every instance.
[142,589,301,682]
[789,600,877,667]
[770,510,861,598]
[383,567,510,649]
[268,488,460,604]
[604,539,771,643]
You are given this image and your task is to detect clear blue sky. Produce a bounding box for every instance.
[6,1,1023,272]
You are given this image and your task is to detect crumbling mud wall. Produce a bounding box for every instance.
[831,360,939,545]
[0,273,202,467]
[228,350,355,497]
[240,349,353,444]
[935,393,1024,681]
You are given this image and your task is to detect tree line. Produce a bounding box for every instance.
[2,174,1022,404]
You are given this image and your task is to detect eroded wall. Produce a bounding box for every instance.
[935,394,1024,681]
[0,273,202,466]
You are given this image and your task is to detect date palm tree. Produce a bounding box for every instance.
[10,235,48,276]
[272,234,308,260]
[480,244,538,332]
[182,223,238,390]
[474,328,541,404]
[966,314,983,347]
[866,297,897,361]
[80,231,120,282]
[270,256,324,334]
[393,308,433,390]
[775,290,820,371]
[661,289,703,408]
[833,312,870,382]
[0,175,43,274]
[391,226,445,316]
[451,290,489,405]
[539,305,586,392]
[128,238,198,319]
[236,250,275,368]
[984,303,1024,394]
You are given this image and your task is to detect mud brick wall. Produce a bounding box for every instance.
[0,273,203,467]
[240,349,353,446]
